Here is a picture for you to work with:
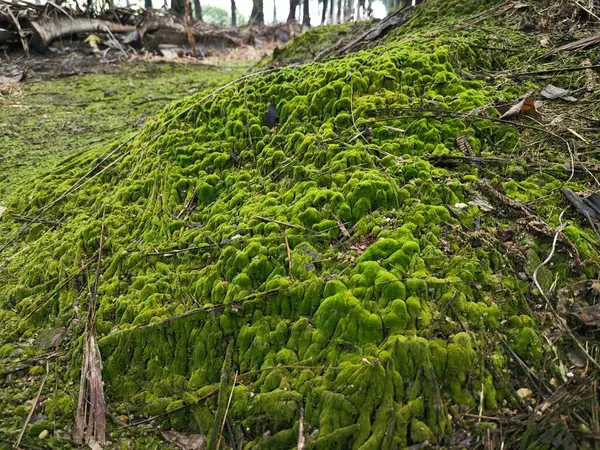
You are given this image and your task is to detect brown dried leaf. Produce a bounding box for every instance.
[500,94,542,122]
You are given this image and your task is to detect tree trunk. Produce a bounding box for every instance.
[321,0,328,25]
[329,0,334,23]
[287,0,298,23]
[193,0,202,20]
[231,0,236,26]
[302,0,310,27]
[184,0,196,55]
[250,0,264,25]
[145,0,152,10]
[336,0,341,23]
[171,0,185,16]
[273,0,276,23]
[343,0,351,21]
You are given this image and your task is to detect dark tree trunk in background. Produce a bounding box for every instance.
[321,0,328,24]
[329,0,334,23]
[287,0,299,23]
[172,0,185,15]
[250,0,264,25]
[336,0,341,23]
[145,0,152,9]
[357,0,365,19]
[231,0,237,26]
[193,0,202,20]
[302,0,310,26]
[273,0,276,23]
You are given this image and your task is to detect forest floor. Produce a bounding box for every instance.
[0,59,248,199]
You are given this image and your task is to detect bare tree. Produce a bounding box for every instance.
[231,0,236,26]
[193,0,202,20]
[250,0,264,25]
[336,0,341,23]
[343,0,351,21]
[172,0,185,15]
[302,0,310,26]
[329,0,334,23]
[287,0,299,23]
[321,0,328,24]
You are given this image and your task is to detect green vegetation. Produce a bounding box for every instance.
[0,62,245,198]
[1,0,599,448]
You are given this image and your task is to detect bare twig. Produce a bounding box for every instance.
[284,229,292,273]
[14,362,49,449]
[216,371,238,450]
[255,216,307,230]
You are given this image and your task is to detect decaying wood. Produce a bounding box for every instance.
[544,33,600,58]
[73,212,107,447]
[339,6,413,55]
[456,135,475,157]
[562,188,600,222]
[25,17,135,51]
[183,0,196,56]
[5,6,29,57]
[297,404,305,450]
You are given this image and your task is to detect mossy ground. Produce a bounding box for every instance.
[1,0,600,448]
[0,61,246,199]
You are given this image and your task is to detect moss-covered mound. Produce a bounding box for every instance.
[1,0,599,448]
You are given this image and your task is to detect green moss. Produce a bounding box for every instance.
[0,0,597,446]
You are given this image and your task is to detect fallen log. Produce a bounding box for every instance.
[24,17,135,51]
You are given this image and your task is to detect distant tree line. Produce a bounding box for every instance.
[135,0,415,27]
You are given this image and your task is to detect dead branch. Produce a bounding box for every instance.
[284,230,292,273]
[4,6,29,57]
[255,215,307,230]
[73,211,107,446]
[339,7,413,55]
[14,362,49,449]
[544,33,600,58]
[25,17,135,52]
[216,371,238,450]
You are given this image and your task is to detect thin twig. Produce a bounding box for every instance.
[14,362,49,449]
[216,371,238,450]
[255,216,307,230]
[284,229,292,273]
[125,389,219,428]
[510,64,600,77]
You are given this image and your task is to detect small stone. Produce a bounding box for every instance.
[517,388,532,399]
[38,430,49,439]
